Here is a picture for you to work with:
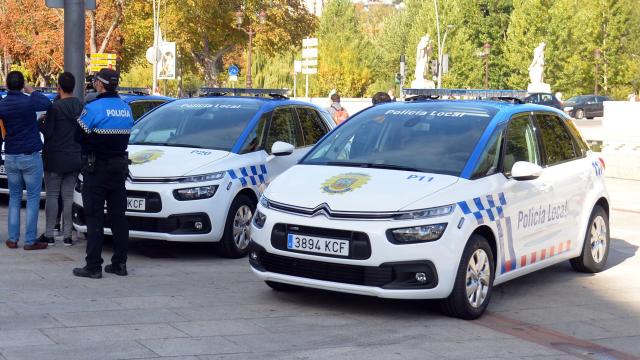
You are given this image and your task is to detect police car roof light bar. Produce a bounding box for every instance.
[118,87,150,95]
[33,86,58,93]
[403,88,527,99]
[199,87,289,99]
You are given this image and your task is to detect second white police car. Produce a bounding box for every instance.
[72,88,335,258]
[249,89,610,319]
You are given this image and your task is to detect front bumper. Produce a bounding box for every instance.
[72,179,233,242]
[249,204,467,300]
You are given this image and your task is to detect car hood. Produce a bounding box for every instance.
[127,145,230,178]
[265,165,459,212]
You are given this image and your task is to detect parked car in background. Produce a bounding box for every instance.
[523,92,563,110]
[563,95,611,119]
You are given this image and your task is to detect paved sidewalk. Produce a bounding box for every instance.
[0,177,638,360]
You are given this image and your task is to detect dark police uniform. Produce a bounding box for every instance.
[73,72,133,278]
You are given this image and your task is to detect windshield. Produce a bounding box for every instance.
[302,102,495,176]
[129,98,261,151]
[565,96,588,105]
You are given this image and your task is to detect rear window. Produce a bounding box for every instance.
[130,98,261,151]
[302,103,496,176]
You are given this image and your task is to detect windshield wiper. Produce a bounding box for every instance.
[324,161,422,172]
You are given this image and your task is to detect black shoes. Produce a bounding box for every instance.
[38,234,55,246]
[105,263,128,276]
[63,238,73,247]
[72,266,102,279]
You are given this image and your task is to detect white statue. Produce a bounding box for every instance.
[411,35,435,89]
[528,42,545,84]
[527,42,551,93]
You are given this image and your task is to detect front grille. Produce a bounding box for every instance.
[271,223,371,260]
[259,251,393,287]
[126,190,162,213]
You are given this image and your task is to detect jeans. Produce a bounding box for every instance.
[44,171,78,238]
[5,153,43,245]
[82,161,129,270]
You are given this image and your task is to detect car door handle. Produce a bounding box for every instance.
[539,184,553,193]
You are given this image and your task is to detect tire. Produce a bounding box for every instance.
[265,281,302,292]
[440,234,495,320]
[570,206,609,273]
[575,109,585,119]
[215,194,255,258]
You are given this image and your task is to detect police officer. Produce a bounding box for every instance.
[73,68,133,279]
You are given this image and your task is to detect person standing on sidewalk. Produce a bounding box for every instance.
[0,71,51,250]
[38,72,83,247]
[73,68,133,279]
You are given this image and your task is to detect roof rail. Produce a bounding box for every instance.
[403,88,527,101]
[118,87,150,95]
[198,87,289,99]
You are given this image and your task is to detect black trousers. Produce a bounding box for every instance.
[81,162,129,270]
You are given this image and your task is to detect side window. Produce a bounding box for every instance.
[471,125,505,179]
[503,114,540,177]
[239,112,269,154]
[563,119,589,157]
[535,113,578,165]
[541,94,552,102]
[265,107,302,154]
[297,107,329,146]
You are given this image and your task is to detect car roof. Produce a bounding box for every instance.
[183,95,328,112]
[119,93,175,103]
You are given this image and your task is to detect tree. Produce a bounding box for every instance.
[315,0,373,97]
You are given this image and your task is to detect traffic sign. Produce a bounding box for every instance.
[91,53,117,60]
[294,60,302,73]
[302,38,318,47]
[89,53,117,72]
[45,0,96,10]
[302,48,318,59]
[302,59,318,67]
[302,68,317,75]
[229,75,238,82]
[228,65,240,76]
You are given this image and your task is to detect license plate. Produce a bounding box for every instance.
[0,165,5,175]
[127,198,146,211]
[287,233,349,257]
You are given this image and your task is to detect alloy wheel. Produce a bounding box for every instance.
[233,205,253,250]
[590,215,608,263]
[466,249,491,308]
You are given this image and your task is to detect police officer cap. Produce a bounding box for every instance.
[95,68,119,86]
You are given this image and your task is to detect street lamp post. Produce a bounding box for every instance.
[433,0,453,88]
[236,10,265,88]
[594,48,602,96]
[483,42,491,89]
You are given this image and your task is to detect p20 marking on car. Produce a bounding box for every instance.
[249,88,610,319]
[72,88,335,258]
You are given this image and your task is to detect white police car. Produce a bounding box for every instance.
[72,88,335,258]
[249,89,610,319]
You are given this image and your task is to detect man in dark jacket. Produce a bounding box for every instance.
[0,71,51,250]
[73,68,133,279]
[38,72,83,247]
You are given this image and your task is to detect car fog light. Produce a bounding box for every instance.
[194,221,203,230]
[253,210,267,228]
[388,223,447,243]
[415,272,427,283]
[173,185,218,201]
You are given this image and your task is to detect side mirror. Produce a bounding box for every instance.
[271,141,294,156]
[511,161,543,181]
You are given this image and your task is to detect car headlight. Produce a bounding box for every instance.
[178,172,225,183]
[393,204,455,220]
[563,106,574,112]
[253,210,267,228]
[388,223,447,243]
[259,195,270,209]
[173,185,218,201]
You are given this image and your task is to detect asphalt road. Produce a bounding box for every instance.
[0,177,638,360]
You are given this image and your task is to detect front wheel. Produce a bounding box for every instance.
[215,194,255,258]
[575,109,585,119]
[440,234,495,320]
[570,206,609,273]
